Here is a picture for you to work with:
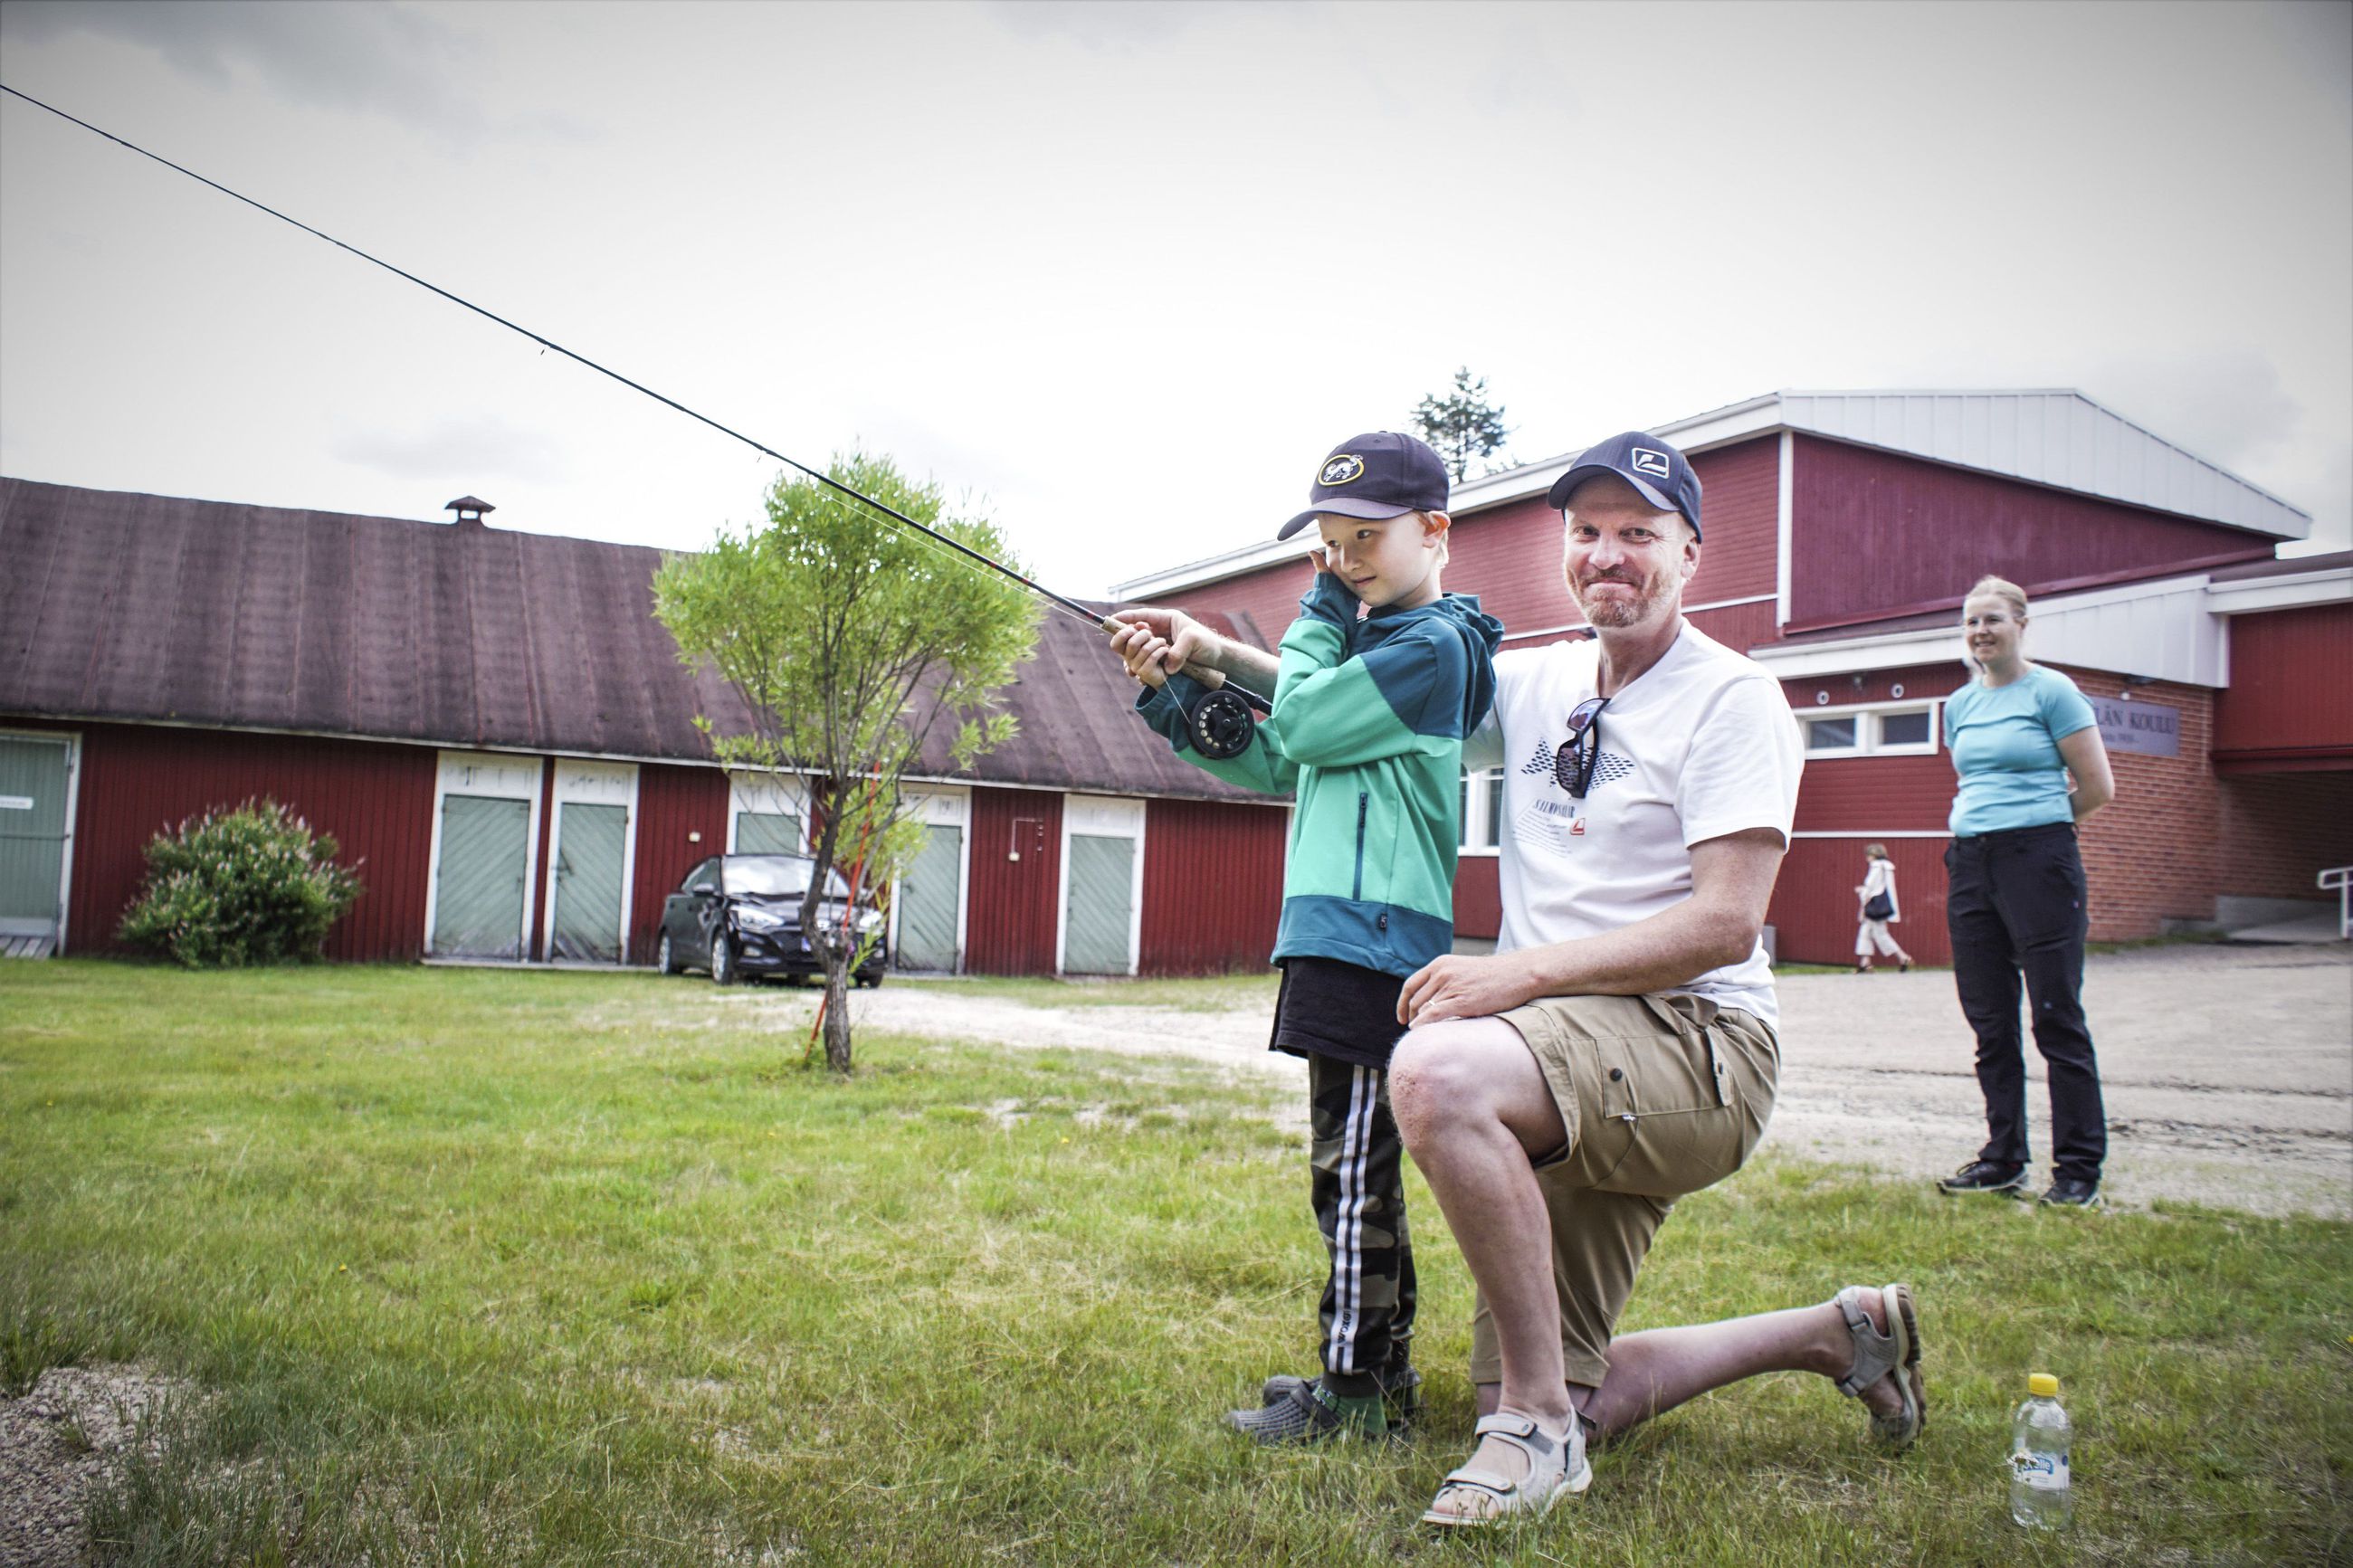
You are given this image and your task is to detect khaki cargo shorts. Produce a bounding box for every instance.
[1467,991,1778,1388]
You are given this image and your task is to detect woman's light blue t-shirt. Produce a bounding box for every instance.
[1945,666,2098,836]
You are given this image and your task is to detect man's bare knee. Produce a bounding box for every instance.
[1387,1020,1495,1143]
[1389,1016,1563,1159]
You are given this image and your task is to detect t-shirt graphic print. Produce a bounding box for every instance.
[1511,738,1636,855]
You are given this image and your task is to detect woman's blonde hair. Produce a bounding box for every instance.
[1865,841,1890,861]
[1964,575,2029,621]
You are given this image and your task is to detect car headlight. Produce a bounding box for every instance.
[734,907,787,932]
[856,909,883,932]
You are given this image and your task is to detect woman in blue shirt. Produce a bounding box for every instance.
[1935,575,2117,1208]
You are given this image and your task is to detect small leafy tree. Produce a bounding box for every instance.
[653,451,1040,1071]
[119,799,362,967]
[1413,366,1512,481]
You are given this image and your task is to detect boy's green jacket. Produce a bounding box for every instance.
[1136,573,1502,979]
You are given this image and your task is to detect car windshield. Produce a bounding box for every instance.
[722,855,850,899]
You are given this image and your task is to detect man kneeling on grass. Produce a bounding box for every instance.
[1141,431,1930,1525]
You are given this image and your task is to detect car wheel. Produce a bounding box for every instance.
[710,934,736,986]
[656,933,677,975]
[857,970,885,989]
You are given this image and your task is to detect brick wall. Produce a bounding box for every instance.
[2218,771,2353,901]
[2063,669,2220,938]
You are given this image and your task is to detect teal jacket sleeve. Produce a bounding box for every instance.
[1134,674,1300,796]
[1256,575,1474,767]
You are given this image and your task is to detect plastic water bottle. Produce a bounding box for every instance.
[2009,1373,2072,1530]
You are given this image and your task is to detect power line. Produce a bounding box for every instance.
[0,81,1148,642]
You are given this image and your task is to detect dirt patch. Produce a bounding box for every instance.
[0,1363,194,1568]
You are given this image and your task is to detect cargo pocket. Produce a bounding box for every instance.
[1585,1004,1747,1198]
[2009,832,2089,950]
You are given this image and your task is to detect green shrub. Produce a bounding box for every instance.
[118,800,363,967]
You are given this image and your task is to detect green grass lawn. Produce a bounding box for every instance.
[1,961,2345,1566]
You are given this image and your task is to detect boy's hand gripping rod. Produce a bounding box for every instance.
[0,82,1272,758]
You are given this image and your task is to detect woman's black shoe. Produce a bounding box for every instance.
[2039,1177,2103,1208]
[1936,1161,2027,1195]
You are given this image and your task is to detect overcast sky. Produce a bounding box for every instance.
[3,0,2348,595]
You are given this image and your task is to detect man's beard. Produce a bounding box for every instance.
[1574,572,1666,628]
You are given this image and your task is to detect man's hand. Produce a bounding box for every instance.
[1396,951,1540,1028]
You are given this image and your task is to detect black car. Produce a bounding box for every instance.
[654,853,887,986]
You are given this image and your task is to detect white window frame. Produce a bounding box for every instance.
[543,760,640,964]
[1055,794,1147,977]
[726,772,810,853]
[889,785,972,974]
[422,750,546,960]
[1867,705,1941,757]
[0,727,80,955]
[1799,699,1943,760]
[1457,766,1505,858]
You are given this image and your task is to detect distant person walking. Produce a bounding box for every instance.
[1853,843,1911,973]
[1935,575,2117,1208]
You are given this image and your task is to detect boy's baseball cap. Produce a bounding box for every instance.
[1544,431,1704,539]
[1278,431,1452,539]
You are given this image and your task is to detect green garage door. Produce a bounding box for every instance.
[735,812,802,855]
[0,736,71,949]
[895,821,962,972]
[1063,833,1135,975]
[550,803,628,963]
[433,795,530,958]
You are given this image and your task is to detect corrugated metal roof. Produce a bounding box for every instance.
[0,478,1273,804]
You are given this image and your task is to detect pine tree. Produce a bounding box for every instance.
[1412,367,1511,481]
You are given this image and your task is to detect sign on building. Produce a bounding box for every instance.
[2091,696,2180,757]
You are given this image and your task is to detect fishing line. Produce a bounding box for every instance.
[0,81,1272,740]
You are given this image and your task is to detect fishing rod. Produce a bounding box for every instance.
[0,82,1272,759]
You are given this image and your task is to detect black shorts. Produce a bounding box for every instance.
[1271,956,1410,1071]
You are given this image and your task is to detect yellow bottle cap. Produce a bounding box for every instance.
[2028,1373,2060,1397]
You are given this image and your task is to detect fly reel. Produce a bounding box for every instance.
[1186,686,1258,760]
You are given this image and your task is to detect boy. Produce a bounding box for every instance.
[1111,431,1502,1442]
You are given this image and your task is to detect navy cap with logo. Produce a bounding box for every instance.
[1278,431,1452,540]
[1544,431,1704,540]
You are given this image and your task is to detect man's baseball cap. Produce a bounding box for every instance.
[1544,431,1704,539]
[1278,431,1451,539]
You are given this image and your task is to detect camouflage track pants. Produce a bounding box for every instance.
[1309,1053,1417,1380]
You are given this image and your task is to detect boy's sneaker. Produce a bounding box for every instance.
[1234,1364,1422,1443]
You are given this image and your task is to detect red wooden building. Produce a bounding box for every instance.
[1114,391,2353,965]
[0,479,1288,974]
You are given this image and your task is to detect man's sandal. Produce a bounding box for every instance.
[1834,1282,1926,1448]
[1419,1411,1592,1528]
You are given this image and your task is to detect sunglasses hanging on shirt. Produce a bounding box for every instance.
[1554,697,1612,799]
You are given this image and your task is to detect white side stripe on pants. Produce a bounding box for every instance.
[1326,1064,1377,1374]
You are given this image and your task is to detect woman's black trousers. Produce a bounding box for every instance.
[1945,822,2107,1183]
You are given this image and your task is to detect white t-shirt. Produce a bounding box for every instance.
[1462,622,1803,1028]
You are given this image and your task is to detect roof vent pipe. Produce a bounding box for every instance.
[444,495,494,527]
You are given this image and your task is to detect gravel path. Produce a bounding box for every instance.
[754,942,2353,1218]
[0,1365,189,1568]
